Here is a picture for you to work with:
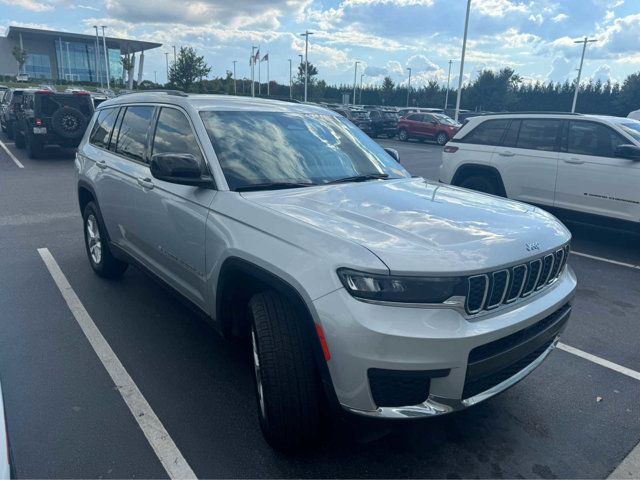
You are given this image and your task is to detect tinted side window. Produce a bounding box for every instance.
[114,106,154,163]
[423,114,436,123]
[370,111,380,119]
[152,108,203,162]
[89,108,119,149]
[502,120,521,147]
[516,119,560,151]
[462,119,509,145]
[407,114,422,122]
[568,121,628,158]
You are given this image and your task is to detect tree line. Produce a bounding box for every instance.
[155,48,640,116]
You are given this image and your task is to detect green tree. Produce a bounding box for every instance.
[297,61,318,85]
[12,46,27,75]
[120,54,134,88]
[169,46,211,92]
[381,76,395,104]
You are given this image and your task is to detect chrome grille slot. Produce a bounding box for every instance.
[536,254,555,290]
[466,275,489,314]
[486,270,509,309]
[506,264,527,303]
[522,259,542,297]
[548,248,565,282]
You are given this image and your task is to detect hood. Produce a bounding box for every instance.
[242,178,571,275]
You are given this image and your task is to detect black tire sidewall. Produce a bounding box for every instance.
[51,107,87,139]
[460,175,497,195]
[437,132,449,145]
[399,129,408,141]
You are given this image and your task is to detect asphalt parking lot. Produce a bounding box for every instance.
[0,133,639,478]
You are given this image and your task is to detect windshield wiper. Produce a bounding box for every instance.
[235,181,317,192]
[326,173,389,184]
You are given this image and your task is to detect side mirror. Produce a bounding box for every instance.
[614,144,640,160]
[384,147,400,164]
[150,153,214,187]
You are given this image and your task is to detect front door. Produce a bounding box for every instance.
[555,120,640,222]
[421,114,439,139]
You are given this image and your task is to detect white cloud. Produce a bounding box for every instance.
[528,13,544,24]
[592,64,614,83]
[1,0,53,12]
[551,13,568,23]
[472,0,529,17]
[547,55,572,82]
[385,60,404,75]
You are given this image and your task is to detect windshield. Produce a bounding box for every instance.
[434,114,459,126]
[199,111,409,191]
[618,121,640,141]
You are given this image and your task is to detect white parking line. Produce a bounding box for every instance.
[557,342,640,381]
[572,251,640,270]
[0,139,24,168]
[37,248,196,480]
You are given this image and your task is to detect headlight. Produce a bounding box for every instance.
[337,268,466,304]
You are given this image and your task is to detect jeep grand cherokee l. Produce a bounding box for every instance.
[76,92,576,451]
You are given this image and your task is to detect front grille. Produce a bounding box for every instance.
[368,368,449,408]
[465,244,570,315]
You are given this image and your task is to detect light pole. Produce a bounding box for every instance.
[232,60,237,95]
[164,52,169,83]
[360,73,365,104]
[300,30,314,102]
[454,0,472,122]
[154,71,157,84]
[93,25,102,87]
[444,59,452,110]
[101,26,110,89]
[251,46,258,97]
[571,37,598,113]
[288,58,293,99]
[172,45,177,65]
[406,67,412,107]
[352,61,359,106]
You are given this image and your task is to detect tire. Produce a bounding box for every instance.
[6,122,14,139]
[398,128,409,141]
[249,291,324,451]
[26,132,44,159]
[51,107,87,140]
[82,201,128,279]
[459,175,499,195]
[436,132,449,146]
[387,132,396,139]
[14,129,25,149]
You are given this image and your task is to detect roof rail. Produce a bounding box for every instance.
[117,89,188,97]
[471,111,583,116]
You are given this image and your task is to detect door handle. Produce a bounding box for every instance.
[564,157,585,165]
[137,177,155,189]
[499,151,515,157]
[95,159,107,169]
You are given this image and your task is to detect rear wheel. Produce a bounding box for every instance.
[14,129,25,149]
[436,132,449,145]
[26,132,44,159]
[459,175,499,195]
[249,291,324,451]
[6,122,14,139]
[83,202,128,279]
[398,129,409,142]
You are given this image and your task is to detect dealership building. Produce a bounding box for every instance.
[0,26,162,84]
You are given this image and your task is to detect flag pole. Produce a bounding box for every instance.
[267,52,270,96]
[258,46,261,96]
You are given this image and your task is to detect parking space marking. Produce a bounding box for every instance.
[572,251,640,270]
[609,440,640,479]
[558,343,640,381]
[37,248,197,480]
[0,139,24,169]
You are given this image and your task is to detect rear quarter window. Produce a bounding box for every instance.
[89,108,120,149]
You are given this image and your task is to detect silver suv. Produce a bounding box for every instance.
[75,92,576,451]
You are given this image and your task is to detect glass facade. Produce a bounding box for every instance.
[55,39,121,83]
[25,53,52,79]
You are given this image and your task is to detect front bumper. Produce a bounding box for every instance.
[313,266,577,417]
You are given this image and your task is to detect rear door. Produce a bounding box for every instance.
[555,120,640,222]
[421,114,439,139]
[492,118,560,206]
[405,114,424,137]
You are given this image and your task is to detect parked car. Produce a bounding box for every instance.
[331,107,373,134]
[439,112,640,228]
[14,90,94,158]
[398,107,445,118]
[76,92,575,451]
[0,88,34,139]
[15,73,29,82]
[366,108,399,138]
[397,112,461,145]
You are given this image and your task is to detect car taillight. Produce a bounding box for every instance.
[444,146,459,153]
[35,118,43,126]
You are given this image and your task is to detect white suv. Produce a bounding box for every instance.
[439,113,640,227]
[76,93,576,451]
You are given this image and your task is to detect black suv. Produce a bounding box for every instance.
[367,109,399,138]
[14,90,94,158]
[1,88,34,140]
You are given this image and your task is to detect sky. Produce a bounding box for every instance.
[1,0,639,88]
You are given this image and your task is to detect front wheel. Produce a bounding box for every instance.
[436,132,449,146]
[14,130,25,149]
[83,202,128,279]
[398,129,409,141]
[249,291,324,451]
